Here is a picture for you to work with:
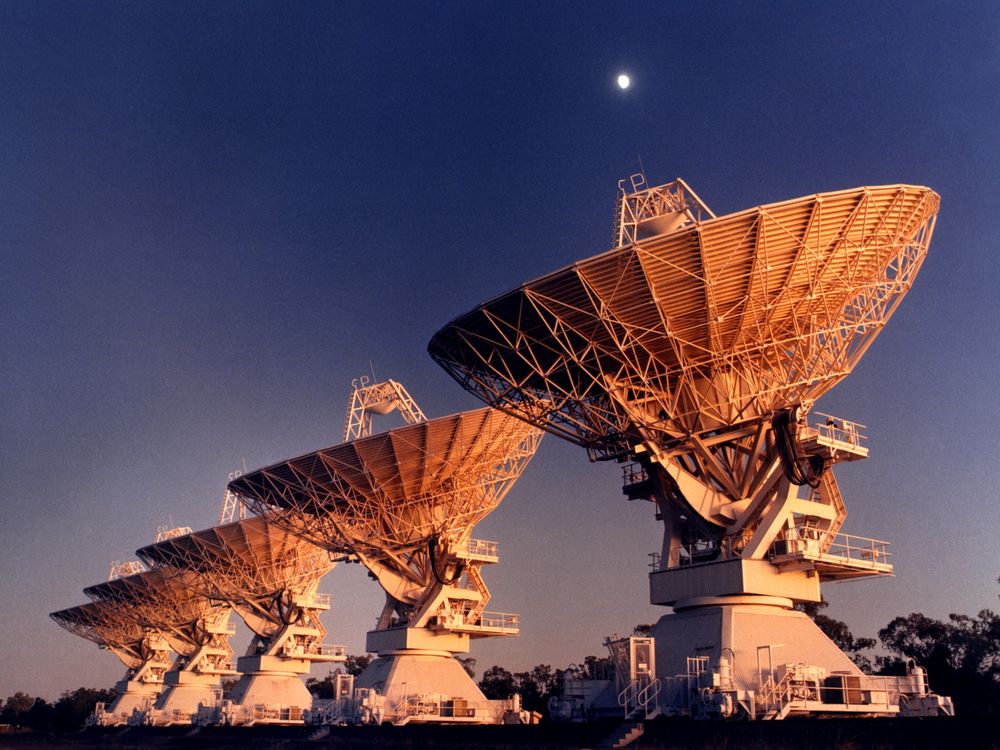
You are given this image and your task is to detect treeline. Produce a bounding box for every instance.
[0,688,115,732]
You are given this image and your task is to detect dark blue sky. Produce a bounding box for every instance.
[2,2,998,698]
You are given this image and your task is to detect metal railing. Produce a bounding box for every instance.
[622,463,648,486]
[617,678,661,718]
[464,538,499,559]
[249,704,304,723]
[808,413,867,447]
[475,611,519,631]
[648,539,725,571]
[772,527,891,567]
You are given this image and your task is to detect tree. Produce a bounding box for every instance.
[221,677,239,698]
[1,692,37,727]
[878,609,1000,715]
[581,654,612,680]
[457,656,476,679]
[344,653,373,676]
[25,697,53,731]
[306,673,338,699]
[307,653,376,697]
[51,688,116,731]
[478,665,515,700]
[512,664,559,714]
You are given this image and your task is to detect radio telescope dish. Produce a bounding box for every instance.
[427,178,949,718]
[430,182,936,458]
[83,569,236,726]
[51,601,146,665]
[230,400,542,725]
[51,596,172,727]
[136,517,343,725]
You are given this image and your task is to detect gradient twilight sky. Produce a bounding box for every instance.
[2,2,999,700]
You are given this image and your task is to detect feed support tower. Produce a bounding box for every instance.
[229,378,542,725]
[83,567,236,726]
[50,598,172,726]
[137,517,345,725]
[428,176,953,720]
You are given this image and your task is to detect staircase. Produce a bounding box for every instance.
[594,676,662,749]
[600,716,645,749]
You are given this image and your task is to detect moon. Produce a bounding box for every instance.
[617,74,631,90]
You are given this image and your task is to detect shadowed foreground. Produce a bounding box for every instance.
[0,717,997,750]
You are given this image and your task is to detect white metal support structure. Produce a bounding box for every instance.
[230,384,541,725]
[53,558,176,728]
[137,517,346,726]
[343,376,426,442]
[428,178,954,719]
[85,568,237,726]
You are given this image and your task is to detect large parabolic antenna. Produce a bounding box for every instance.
[230,391,542,724]
[83,569,236,726]
[50,601,149,671]
[51,594,172,726]
[428,178,952,718]
[136,517,343,726]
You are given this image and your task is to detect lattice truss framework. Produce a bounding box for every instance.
[51,600,172,684]
[229,408,541,628]
[343,376,427,442]
[614,175,716,247]
[428,182,938,569]
[430,184,936,461]
[84,570,234,676]
[51,601,148,670]
[137,517,334,661]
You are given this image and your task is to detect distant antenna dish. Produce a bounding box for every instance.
[50,601,145,659]
[137,517,344,724]
[229,390,542,725]
[51,594,172,726]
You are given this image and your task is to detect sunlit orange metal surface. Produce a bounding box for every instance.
[429,184,937,460]
[50,601,147,669]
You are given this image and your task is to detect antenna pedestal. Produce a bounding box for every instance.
[202,627,345,725]
[203,658,315,726]
[137,613,238,726]
[142,672,225,727]
[650,597,884,718]
[91,678,164,727]
[355,629,507,726]
[95,636,172,726]
[90,639,172,727]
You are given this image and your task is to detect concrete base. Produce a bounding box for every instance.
[652,598,863,691]
[355,649,500,724]
[90,680,162,726]
[136,670,224,726]
[229,656,312,711]
[194,655,314,725]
